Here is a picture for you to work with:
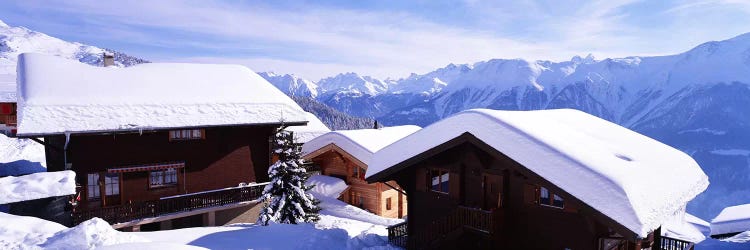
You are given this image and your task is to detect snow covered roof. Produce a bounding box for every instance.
[711,204,750,236]
[367,109,709,238]
[662,213,709,243]
[15,53,307,136]
[0,170,76,204]
[302,125,421,166]
[288,112,330,144]
[306,175,348,198]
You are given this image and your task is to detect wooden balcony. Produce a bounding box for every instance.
[658,235,694,250]
[387,206,495,248]
[72,184,266,225]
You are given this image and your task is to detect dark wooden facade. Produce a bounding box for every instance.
[370,133,682,250]
[42,125,278,213]
[0,102,16,135]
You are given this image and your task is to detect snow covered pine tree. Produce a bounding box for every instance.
[258,128,320,225]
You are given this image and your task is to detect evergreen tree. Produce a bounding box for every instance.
[258,128,320,225]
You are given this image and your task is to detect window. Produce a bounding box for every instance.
[87,173,100,200]
[104,173,120,196]
[359,196,364,208]
[150,168,178,188]
[386,197,392,210]
[429,169,450,194]
[351,166,366,180]
[538,186,565,209]
[169,129,204,140]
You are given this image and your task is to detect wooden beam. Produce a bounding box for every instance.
[383,181,407,196]
[29,137,63,152]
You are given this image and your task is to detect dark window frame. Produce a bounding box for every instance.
[428,169,450,194]
[538,186,565,209]
[386,197,392,210]
[87,173,101,200]
[149,168,178,188]
[169,129,205,141]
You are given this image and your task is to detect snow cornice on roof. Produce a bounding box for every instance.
[367,108,709,238]
[301,125,421,166]
[15,53,307,136]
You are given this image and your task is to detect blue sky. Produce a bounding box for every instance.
[1,0,750,80]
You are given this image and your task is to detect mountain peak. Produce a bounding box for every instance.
[572,53,596,64]
[0,19,8,28]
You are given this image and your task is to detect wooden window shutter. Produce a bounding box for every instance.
[523,183,539,205]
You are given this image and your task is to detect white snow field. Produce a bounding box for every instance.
[710,203,750,236]
[302,125,421,166]
[0,133,46,176]
[14,53,307,136]
[0,174,400,249]
[0,170,75,204]
[368,109,709,238]
[288,112,331,144]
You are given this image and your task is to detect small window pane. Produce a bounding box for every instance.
[87,173,100,199]
[553,194,565,208]
[105,173,119,196]
[540,187,551,205]
[440,172,450,193]
[430,170,441,191]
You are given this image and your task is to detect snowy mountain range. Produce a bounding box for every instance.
[0,19,148,101]
[261,32,750,221]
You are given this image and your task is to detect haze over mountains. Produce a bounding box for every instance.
[0,18,748,221]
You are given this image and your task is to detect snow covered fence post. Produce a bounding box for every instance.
[258,127,320,226]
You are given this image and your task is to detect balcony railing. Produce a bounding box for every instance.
[659,235,694,250]
[387,206,495,248]
[388,221,408,247]
[72,183,267,225]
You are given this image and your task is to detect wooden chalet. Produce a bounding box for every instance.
[302,125,420,218]
[365,109,709,249]
[12,53,310,231]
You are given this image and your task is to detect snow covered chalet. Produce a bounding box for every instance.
[12,53,309,231]
[366,109,709,250]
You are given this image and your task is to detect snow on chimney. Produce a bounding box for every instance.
[103,52,115,67]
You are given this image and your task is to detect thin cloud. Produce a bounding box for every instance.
[2,0,749,80]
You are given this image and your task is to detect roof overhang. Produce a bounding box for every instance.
[14,121,307,138]
[303,143,368,168]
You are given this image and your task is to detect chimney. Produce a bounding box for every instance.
[103,52,115,67]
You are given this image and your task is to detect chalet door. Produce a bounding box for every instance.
[102,173,121,207]
[483,174,503,210]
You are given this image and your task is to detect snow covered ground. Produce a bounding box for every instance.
[0,134,46,176]
[0,170,75,204]
[0,174,401,250]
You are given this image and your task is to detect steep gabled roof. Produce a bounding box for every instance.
[367,109,708,238]
[301,125,421,166]
[711,204,750,236]
[15,53,307,136]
